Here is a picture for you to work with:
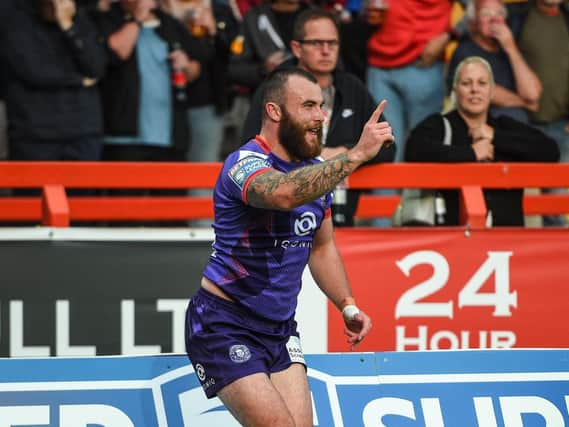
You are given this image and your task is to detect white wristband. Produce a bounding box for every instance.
[342,304,360,321]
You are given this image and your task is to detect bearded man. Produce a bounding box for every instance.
[184,67,392,426]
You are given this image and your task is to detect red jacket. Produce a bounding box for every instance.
[367,0,452,68]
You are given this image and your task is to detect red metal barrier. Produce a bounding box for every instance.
[0,162,568,228]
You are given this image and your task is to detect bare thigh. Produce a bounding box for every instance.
[218,372,296,427]
[271,363,313,427]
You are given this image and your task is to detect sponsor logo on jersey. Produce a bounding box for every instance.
[195,363,206,381]
[294,212,317,236]
[273,239,313,249]
[286,336,305,365]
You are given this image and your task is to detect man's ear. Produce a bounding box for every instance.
[265,102,282,122]
[291,40,302,60]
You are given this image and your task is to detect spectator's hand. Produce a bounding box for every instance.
[170,50,201,82]
[134,0,156,23]
[344,309,372,350]
[53,0,76,31]
[564,122,569,133]
[321,146,348,160]
[472,139,494,161]
[469,123,494,142]
[169,49,192,72]
[82,77,97,87]
[186,59,201,82]
[264,51,288,73]
[525,99,540,113]
[363,0,388,26]
[97,0,112,12]
[193,6,217,36]
[419,32,449,67]
[350,100,394,164]
[490,22,515,52]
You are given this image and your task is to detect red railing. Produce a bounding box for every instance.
[1,162,568,228]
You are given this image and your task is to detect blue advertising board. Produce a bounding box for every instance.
[0,350,568,426]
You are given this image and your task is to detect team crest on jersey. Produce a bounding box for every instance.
[229,344,251,363]
[228,156,271,190]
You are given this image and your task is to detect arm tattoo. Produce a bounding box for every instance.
[247,153,355,209]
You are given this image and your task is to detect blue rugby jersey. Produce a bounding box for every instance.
[202,136,333,321]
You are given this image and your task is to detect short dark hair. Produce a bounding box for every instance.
[261,68,318,109]
[292,9,339,42]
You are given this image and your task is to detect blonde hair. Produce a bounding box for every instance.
[447,56,495,111]
[452,56,495,89]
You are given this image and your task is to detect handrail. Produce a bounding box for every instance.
[0,162,221,188]
[346,163,569,188]
[0,162,568,228]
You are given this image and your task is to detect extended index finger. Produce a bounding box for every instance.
[367,99,387,124]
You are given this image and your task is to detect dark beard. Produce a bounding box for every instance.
[278,108,322,161]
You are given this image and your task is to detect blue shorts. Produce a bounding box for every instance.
[185,288,306,398]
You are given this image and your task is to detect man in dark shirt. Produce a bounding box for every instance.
[93,0,204,161]
[228,0,312,92]
[0,0,107,160]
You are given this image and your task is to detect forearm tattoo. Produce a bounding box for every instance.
[248,153,355,209]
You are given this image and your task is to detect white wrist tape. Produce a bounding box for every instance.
[342,304,360,321]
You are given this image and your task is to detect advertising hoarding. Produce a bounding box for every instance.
[0,350,568,426]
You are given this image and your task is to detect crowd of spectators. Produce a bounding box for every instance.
[0,0,567,227]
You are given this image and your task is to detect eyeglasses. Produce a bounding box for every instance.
[297,39,340,49]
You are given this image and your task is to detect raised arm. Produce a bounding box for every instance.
[107,0,155,60]
[247,100,393,210]
[107,21,140,61]
[493,23,542,108]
